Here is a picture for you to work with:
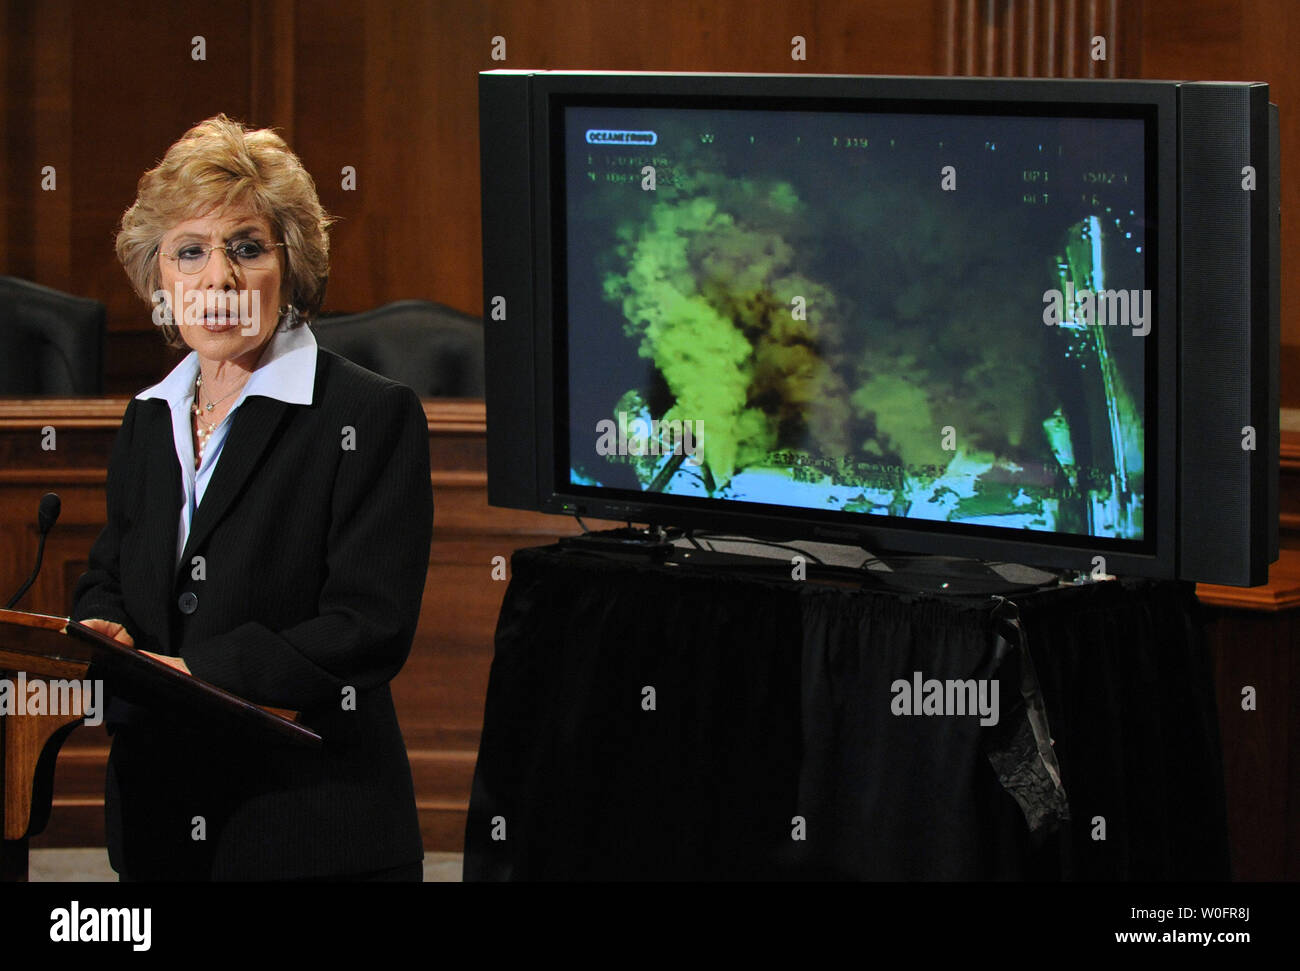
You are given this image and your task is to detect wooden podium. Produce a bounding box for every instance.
[0,607,320,881]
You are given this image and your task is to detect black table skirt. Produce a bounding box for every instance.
[464,545,1229,880]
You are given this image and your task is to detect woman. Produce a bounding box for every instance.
[72,114,433,881]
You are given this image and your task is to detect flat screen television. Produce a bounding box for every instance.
[479,71,1279,586]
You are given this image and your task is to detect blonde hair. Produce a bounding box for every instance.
[116,114,333,347]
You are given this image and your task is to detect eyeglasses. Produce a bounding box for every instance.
[160,240,287,275]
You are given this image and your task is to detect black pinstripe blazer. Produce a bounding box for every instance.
[71,347,433,880]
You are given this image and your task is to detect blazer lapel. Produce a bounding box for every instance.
[140,400,183,624]
[174,396,291,583]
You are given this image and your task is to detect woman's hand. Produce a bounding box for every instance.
[79,620,190,674]
[141,651,192,675]
[79,618,134,647]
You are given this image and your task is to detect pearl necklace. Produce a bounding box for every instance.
[192,404,221,469]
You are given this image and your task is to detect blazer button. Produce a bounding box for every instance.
[178,591,198,615]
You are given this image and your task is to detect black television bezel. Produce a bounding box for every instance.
[509,72,1182,578]
[478,72,1190,582]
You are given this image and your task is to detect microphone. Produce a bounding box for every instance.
[4,492,61,610]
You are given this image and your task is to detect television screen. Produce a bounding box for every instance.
[480,72,1277,585]
[560,102,1152,554]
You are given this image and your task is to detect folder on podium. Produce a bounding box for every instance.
[0,607,320,881]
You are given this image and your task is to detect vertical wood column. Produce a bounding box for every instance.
[942,0,1141,77]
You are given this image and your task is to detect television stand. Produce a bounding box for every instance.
[466,542,1228,880]
[560,527,1062,596]
[557,523,683,555]
[853,553,1059,596]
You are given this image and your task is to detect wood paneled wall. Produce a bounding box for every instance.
[3,0,1297,397]
[942,0,1138,78]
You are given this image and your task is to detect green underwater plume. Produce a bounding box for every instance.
[602,175,852,489]
[604,196,756,486]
